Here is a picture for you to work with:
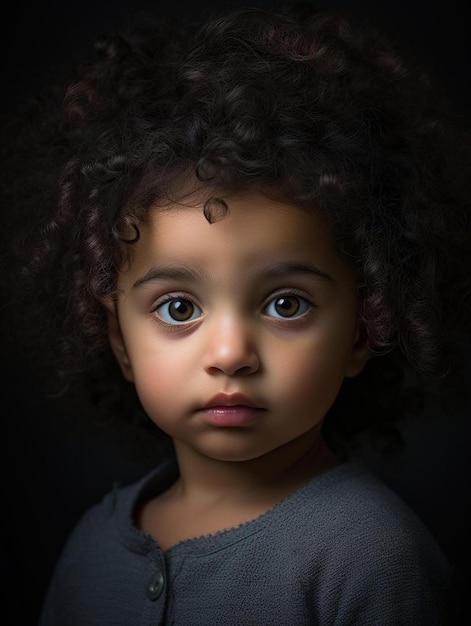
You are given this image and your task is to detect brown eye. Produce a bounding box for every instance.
[156,298,202,324]
[265,295,311,319]
[168,300,194,321]
[274,297,300,317]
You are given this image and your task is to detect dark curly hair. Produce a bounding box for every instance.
[2,2,470,457]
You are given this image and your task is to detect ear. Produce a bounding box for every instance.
[103,297,134,383]
[344,322,370,378]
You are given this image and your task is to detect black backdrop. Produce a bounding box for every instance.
[1,1,470,625]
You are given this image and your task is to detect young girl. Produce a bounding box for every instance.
[2,2,469,624]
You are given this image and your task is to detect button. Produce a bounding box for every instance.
[147,568,165,601]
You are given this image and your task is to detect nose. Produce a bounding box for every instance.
[203,315,261,377]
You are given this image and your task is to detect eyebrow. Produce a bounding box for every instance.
[133,261,334,289]
[263,261,335,283]
[133,265,207,288]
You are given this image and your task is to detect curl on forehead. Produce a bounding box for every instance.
[115,162,340,243]
[111,169,236,272]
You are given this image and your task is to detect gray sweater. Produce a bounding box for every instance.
[39,460,454,625]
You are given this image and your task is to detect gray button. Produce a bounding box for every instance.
[147,569,165,601]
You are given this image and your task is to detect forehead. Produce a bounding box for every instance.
[119,191,354,286]
[141,191,315,244]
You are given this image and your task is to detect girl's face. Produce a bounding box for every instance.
[107,191,368,463]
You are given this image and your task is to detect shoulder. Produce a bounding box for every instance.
[48,470,152,574]
[279,462,455,623]
[289,462,445,559]
[51,461,177,578]
[39,463,175,625]
[62,460,178,557]
[295,462,436,533]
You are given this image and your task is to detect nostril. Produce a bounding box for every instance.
[204,348,261,376]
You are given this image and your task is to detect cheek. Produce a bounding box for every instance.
[123,324,185,395]
[130,353,183,419]
[283,357,340,397]
[274,339,350,406]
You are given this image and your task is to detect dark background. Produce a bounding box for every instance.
[1,1,470,625]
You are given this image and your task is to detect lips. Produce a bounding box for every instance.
[201,393,265,427]
[204,393,264,410]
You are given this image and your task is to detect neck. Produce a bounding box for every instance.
[171,426,339,505]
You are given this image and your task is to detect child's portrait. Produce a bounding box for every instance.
[1,1,469,624]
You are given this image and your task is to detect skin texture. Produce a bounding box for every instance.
[106,191,369,547]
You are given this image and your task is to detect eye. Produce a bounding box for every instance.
[264,294,312,320]
[155,297,203,324]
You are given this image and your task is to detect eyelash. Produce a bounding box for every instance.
[152,292,203,326]
[151,290,315,326]
[262,290,314,321]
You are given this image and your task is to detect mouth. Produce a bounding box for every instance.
[204,393,263,410]
[201,393,266,427]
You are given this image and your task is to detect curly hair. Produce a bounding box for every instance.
[2,2,470,456]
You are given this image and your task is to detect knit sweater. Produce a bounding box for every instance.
[39,460,453,625]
